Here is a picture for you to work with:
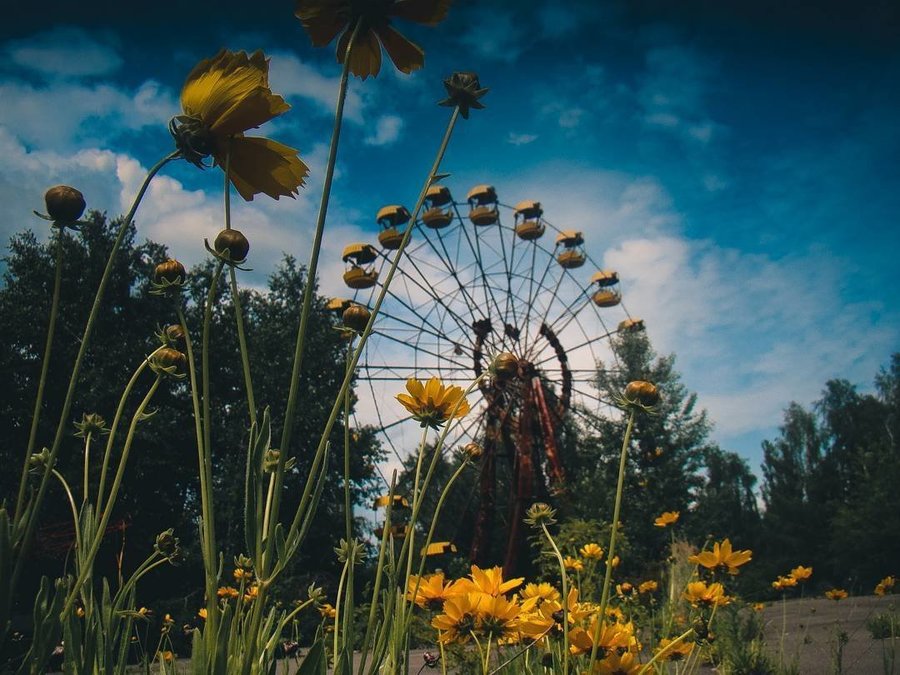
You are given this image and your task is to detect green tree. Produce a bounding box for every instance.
[0,213,382,622]
[692,447,760,546]
[568,331,713,572]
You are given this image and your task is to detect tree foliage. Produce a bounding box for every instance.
[0,213,383,612]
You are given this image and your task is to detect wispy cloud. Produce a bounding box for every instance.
[506,132,537,146]
[3,27,122,78]
[364,115,404,146]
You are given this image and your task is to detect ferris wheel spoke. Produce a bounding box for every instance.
[369,329,471,370]
[497,219,521,337]
[360,367,406,464]
[531,328,616,369]
[414,222,486,324]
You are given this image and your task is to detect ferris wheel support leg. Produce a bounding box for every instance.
[469,439,496,566]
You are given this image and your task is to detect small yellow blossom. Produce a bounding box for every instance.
[772,575,798,591]
[684,581,730,607]
[825,588,848,601]
[217,586,240,599]
[654,511,680,527]
[790,565,813,582]
[157,650,175,662]
[689,538,752,575]
[875,576,896,596]
[319,603,337,619]
[580,543,604,559]
[656,636,694,662]
[638,580,658,594]
[563,556,584,573]
[753,602,766,611]
[233,568,254,583]
[396,377,470,428]
[198,607,208,620]
[406,573,463,610]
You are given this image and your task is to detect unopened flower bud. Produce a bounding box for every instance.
[45,185,86,222]
[153,259,187,293]
[151,347,187,377]
[462,442,483,460]
[155,528,178,556]
[165,324,185,346]
[213,228,250,263]
[624,380,660,407]
[74,412,109,438]
[342,303,371,333]
[490,352,518,380]
[234,554,254,572]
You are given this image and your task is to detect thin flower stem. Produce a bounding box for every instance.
[276,105,462,583]
[541,522,569,675]
[51,469,81,549]
[12,151,177,589]
[63,375,161,616]
[230,267,256,425]
[97,348,160,509]
[588,407,637,672]
[16,228,65,517]
[333,557,350,667]
[344,343,353,543]
[82,432,92,505]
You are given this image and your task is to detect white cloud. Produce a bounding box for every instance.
[4,27,122,78]
[364,115,403,146]
[267,51,365,124]
[507,132,538,146]
[458,8,527,63]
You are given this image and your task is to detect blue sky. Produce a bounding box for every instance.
[2,0,898,478]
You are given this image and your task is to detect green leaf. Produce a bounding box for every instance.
[294,637,327,675]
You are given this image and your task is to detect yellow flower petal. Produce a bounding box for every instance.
[374,23,425,74]
[221,136,308,201]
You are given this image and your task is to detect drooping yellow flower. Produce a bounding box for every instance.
[432,593,482,643]
[654,511,680,527]
[684,581,730,607]
[564,556,584,572]
[655,636,694,662]
[688,538,752,575]
[217,585,240,599]
[825,588,848,601]
[319,602,337,619]
[294,0,451,79]
[455,565,523,597]
[406,572,463,610]
[789,565,813,582]
[396,376,470,428]
[173,50,308,201]
[772,575,798,591]
[875,575,895,596]
[580,543,604,560]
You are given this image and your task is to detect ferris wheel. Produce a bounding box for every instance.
[330,183,644,571]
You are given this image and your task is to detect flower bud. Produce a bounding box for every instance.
[155,528,178,556]
[490,352,518,380]
[74,412,109,438]
[151,347,187,376]
[213,228,250,263]
[154,259,187,286]
[462,442,483,460]
[45,185,86,222]
[624,380,660,407]
[342,303,371,333]
[524,502,557,527]
[164,324,185,346]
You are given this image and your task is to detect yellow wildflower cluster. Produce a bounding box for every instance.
[772,564,812,591]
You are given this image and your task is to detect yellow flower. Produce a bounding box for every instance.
[688,538,752,575]
[396,377,470,428]
[521,582,561,606]
[656,636,694,662]
[243,584,260,603]
[580,543,604,560]
[825,588,848,601]
[772,575,798,591]
[790,565,813,582]
[616,582,634,597]
[591,651,641,675]
[173,50,308,201]
[875,575,895,596]
[432,593,481,643]
[455,565,523,597]
[157,650,175,662]
[563,556,584,573]
[654,511,680,527]
[198,607,208,620]
[610,555,620,568]
[475,594,521,640]
[319,602,337,619]
[753,602,766,611]
[294,0,451,79]
[233,568,254,583]
[569,617,638,656]
[406,573,462,610]
[638,580,658,594]
[217,586,240,599]
[684,581,730,607]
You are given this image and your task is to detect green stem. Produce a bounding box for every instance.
[541,522,569,675]
[51,469,81,550]
[63,375,161,616]
[230,267,256,425]
[588,407,636,672]
[82,432,92,505]
[276,105,462,583]
[343,344,353,543]
[333,557,350,667]
[13,151,177,587]
[16,228,65,517]
[637,627,695,674]
[97,348,161,509]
